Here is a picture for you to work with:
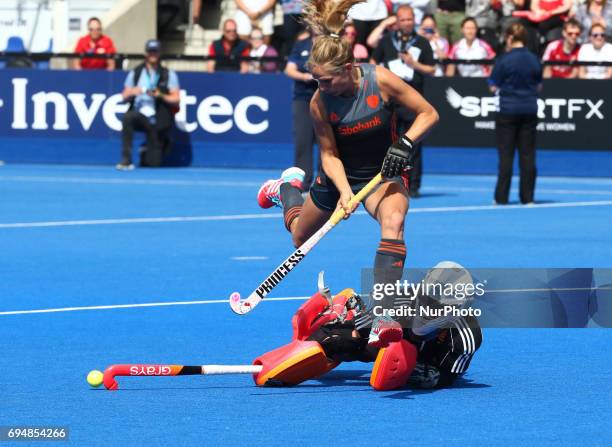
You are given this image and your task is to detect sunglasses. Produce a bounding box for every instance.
[224,29,237,33]
[591,32,605,37]
[565,31,580,37]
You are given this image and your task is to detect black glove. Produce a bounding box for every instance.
[381,136,415,178]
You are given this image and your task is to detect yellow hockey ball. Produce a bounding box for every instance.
[87,370,104,388]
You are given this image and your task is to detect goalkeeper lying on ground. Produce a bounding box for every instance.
[254,262,483,390]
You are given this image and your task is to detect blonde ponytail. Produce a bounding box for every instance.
[303,0,365,73]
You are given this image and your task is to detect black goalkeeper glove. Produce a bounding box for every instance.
[381,136,415,178]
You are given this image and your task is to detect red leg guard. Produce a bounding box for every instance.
[292,293,329,340]
[308,294,350,335]
[370,339,418,391]
[253,340,337,386]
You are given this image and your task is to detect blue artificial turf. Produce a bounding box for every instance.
[0,164,610,446]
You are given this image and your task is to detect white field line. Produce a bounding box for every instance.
[0,213,281,228]
[424,186,612,196]
[2,174,612,191]
[0,175,260,187]
[426,174,612,186]
[3,286,610,316]
[0,296,310,316]
[406,200,612,212]
[485,286,612,294]
[2,200,612,229]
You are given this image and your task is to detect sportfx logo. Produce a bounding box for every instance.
[445,87,604,120]
[255,250,305,298]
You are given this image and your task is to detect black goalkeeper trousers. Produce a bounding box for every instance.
[495,113,537,204]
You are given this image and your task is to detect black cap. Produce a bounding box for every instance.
[145,39,161,52]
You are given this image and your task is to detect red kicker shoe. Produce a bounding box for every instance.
[368,316,403,348]
[257,167,305,209]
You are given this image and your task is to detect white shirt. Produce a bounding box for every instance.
[449,38,495,77]
[348,0,388,21]
[577,42,612,79]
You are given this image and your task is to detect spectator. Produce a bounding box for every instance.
[117,40,180,170]
[284,30,318,189]
[489,23,542,205]
[574,0,612,42]
[348,0,389,48]
[72,17,116,71]
[466,0,500,48]
[192,0,202,24]
[279,0,306,57]
[542,18,581,78]
[446,17,496,77]
[370,5,435,197]
[499,0,540,52]
[248,26,280,73]
[343,22,369,60]
[235,0,276,44]
[578,23,612,78]
[500,0,528,36]
[370,5,435,101]
[366,15,399,49]
[208,19,250,73]
[522,0,572,49]
[391,0,433,24]
[418,14,450,76]
[435,0,466,45]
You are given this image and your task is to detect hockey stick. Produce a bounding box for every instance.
[230,172,383,315]
[102,364,263,390]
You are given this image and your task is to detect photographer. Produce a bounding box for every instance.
[369,5,435,197]
[117,40,180,170]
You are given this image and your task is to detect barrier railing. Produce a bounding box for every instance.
[1,51,611,70]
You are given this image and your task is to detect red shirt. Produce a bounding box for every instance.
[74,34,116,70]
[543,39,580,78]
[539,0,564,11]
[208,39,250,58]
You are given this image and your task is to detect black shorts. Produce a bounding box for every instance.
[309,173,409,212]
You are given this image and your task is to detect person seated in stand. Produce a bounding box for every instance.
[542,18,582,78]
[466,0,500,49]
[578,23,612,79]
[518,0,573,51]
[343,22,370,61]
[418,14,450,76]
[207,19,250,73]
[234,0,276,45]
[72,17,116,71]
[446,17,496,77]
[247,26,280,73]
[573,0,612,43]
